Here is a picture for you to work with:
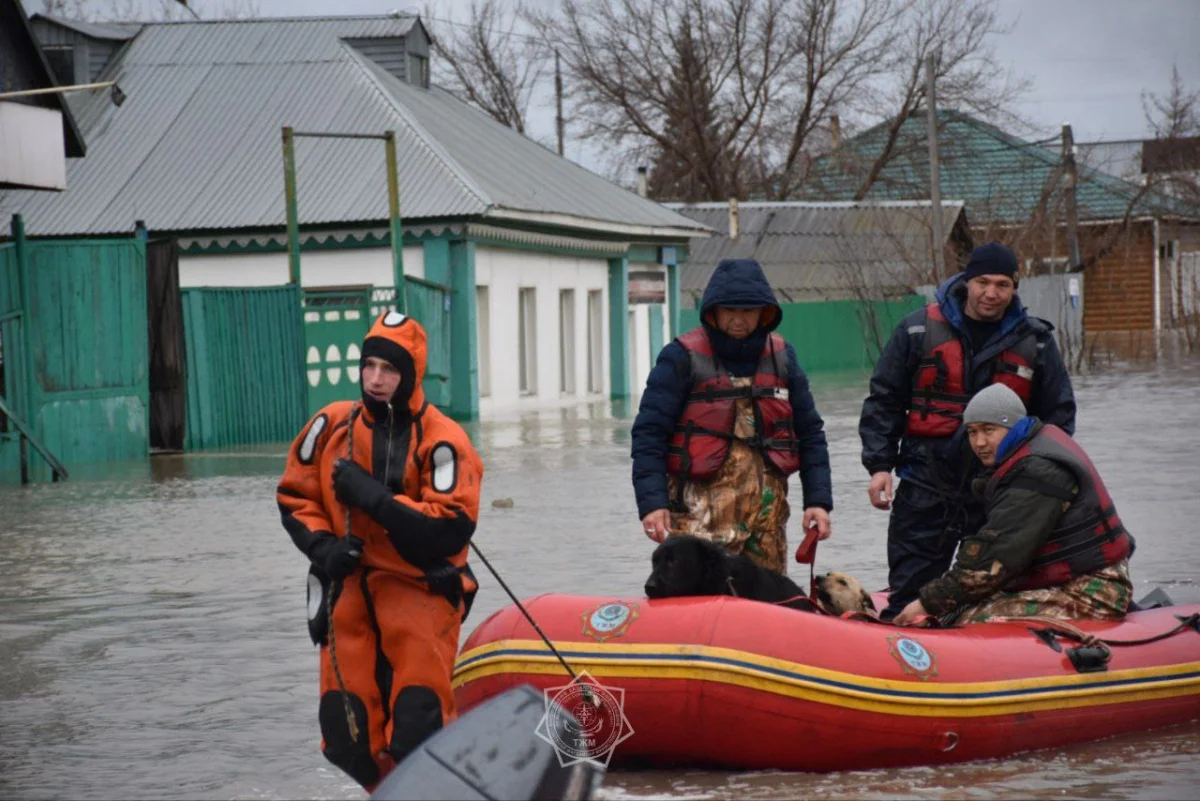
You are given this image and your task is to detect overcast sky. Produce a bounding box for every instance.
[27,0,1200,176]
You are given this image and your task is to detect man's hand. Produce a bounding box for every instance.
[868,471,894,510]
[893,598,930,626]
[309,533,365,580]
[641,509,670,543]
[802,507,831,540]
[333,458,388,511]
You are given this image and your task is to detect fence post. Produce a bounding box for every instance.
[385,130,406,311]
[282,127,302,286]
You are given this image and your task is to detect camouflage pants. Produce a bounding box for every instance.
[666,376,791,574]
[954,559,1133,624]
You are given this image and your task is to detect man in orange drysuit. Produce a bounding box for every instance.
[277,310,484,791]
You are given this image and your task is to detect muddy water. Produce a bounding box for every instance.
[1,364,1198,800]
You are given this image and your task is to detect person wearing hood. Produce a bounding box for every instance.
[277,310,484,792]
[631,258,834,574]
[860,242,1077,620]
[894,384,1134,626]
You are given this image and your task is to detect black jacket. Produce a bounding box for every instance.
[859,273,1076,493]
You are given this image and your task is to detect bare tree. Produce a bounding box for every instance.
[1143,65,1200,140]
[424,0,548,135]
[524,0,1022,202]
[1140,65,1200,208]
[526,0,906,201]
[846,0,1026,200]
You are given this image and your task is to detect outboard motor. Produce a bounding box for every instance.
[370,684,604,801]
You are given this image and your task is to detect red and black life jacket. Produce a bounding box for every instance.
[665,327,801,481]
[906,304,1039,437]
[987,423,1134,591]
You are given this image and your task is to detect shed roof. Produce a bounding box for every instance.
[0,15,706,239]
[668,200,967,301]
[799,110,1200,223]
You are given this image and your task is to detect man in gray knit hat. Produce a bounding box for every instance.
[894,384,1135,626]
[860,242,1076,620]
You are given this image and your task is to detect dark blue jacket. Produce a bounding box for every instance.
[631,258,833,519]
[859,273,1077,493]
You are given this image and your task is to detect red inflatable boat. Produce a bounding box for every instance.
[453,594,1200,771]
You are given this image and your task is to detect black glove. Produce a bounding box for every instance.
[309,533,364,580]
[333,458,390,513]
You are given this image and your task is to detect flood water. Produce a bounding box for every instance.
[2,363,1199,800]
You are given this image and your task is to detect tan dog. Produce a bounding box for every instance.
[814,571,877,617]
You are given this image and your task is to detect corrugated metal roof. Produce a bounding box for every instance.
[0,15,706,238]
[799,110,1200,223]
[32,15,143,41]
[668,200,967,301]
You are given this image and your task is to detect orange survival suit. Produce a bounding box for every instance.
[277,310,483,790]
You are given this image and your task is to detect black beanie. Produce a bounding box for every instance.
[963,242,1019,282]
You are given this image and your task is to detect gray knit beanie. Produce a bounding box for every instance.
[962,384,1026,428]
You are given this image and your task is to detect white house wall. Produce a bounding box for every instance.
[178,245,426,288]
[475,245,609,416]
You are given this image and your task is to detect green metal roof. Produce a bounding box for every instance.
[800,110,1200,223]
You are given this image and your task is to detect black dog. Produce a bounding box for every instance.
[644,535,814,612]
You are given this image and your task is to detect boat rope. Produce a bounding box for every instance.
[469,541,601,709]
[328,403,361,743]
[994,612,1200,650]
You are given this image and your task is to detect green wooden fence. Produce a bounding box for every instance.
[182,285,308,450]
[1,237,149,483]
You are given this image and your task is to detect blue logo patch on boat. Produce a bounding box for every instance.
[581,602,640,642]
[887,634,938,680]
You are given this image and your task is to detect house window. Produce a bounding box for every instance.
[43,45,75,84]
[409,53,429,88]
[518,288,537,395]
[476,286,491,398]
[587,289,603,394]
[559,289,576,395]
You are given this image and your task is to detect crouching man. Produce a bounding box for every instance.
[895,384,1134,626]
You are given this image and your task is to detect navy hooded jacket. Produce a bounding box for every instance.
[630,258,833,519]
[859,272,1076,493]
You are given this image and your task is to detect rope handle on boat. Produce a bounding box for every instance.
[997,612,1200,649]
[469,541,602,709]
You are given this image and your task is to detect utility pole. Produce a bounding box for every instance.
[555,50,565,156]
[1062,123,1082,272]
[924,52,946,285]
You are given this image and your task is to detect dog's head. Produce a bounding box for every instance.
[814,571,876,616]
[645,535,731,599]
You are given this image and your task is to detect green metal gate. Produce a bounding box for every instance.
[303,287,373,416]
[302,279,452,416]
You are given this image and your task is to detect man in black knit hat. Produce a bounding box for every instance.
[859,242,1077,619]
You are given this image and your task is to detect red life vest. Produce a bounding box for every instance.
[987,423,1134,591]
[906,304,1039,437]
[665,328,801,481]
